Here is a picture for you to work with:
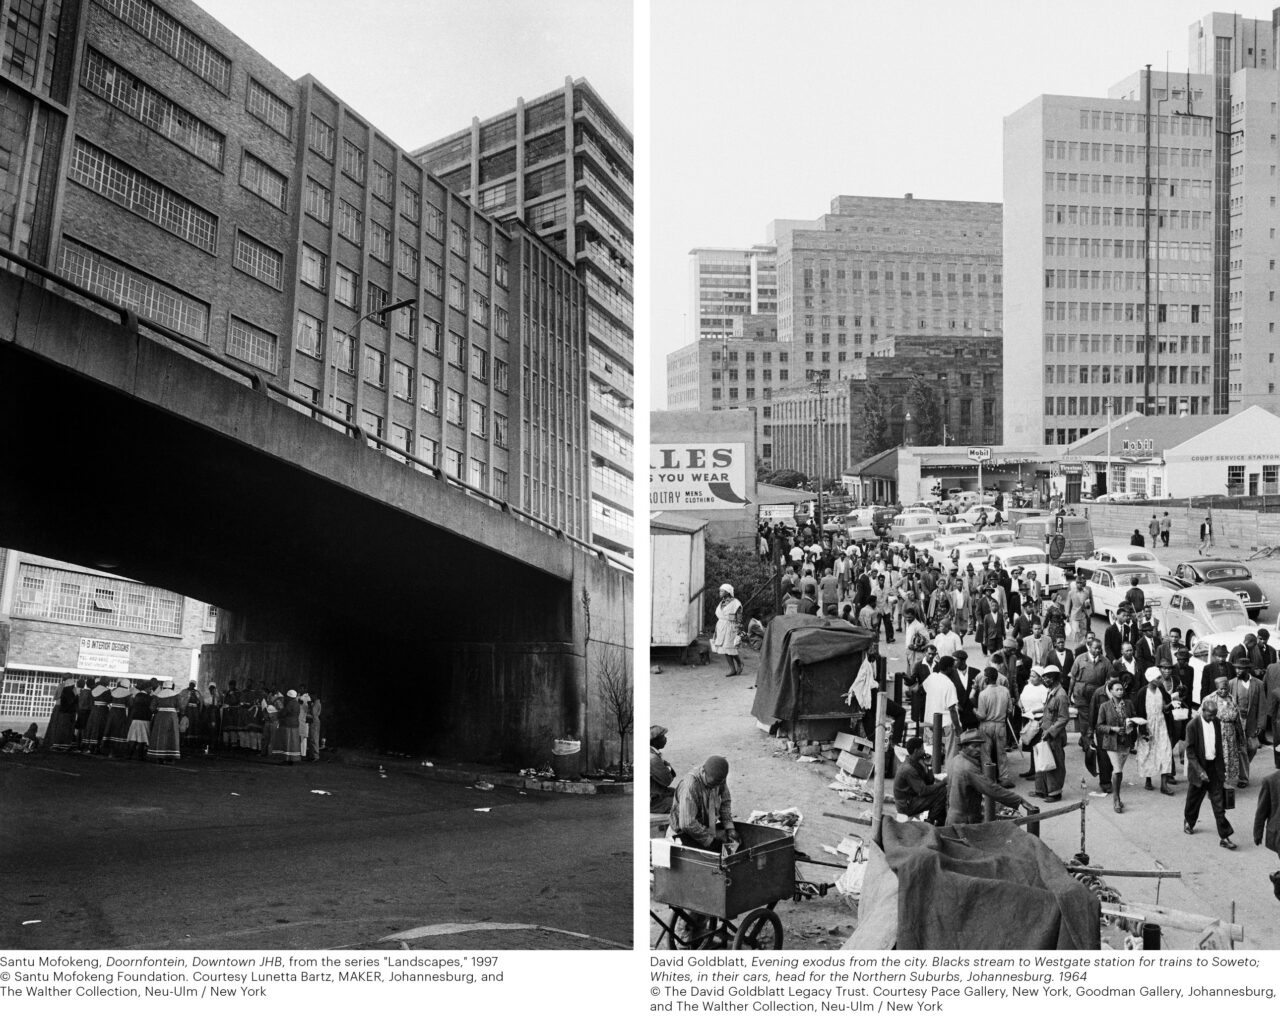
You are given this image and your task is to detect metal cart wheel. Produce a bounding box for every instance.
[731,906,783,949]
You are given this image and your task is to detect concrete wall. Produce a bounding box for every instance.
[1080,503,1280,550]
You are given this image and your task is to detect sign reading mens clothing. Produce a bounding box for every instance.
[650,442,750,509]
[77,637,131,673]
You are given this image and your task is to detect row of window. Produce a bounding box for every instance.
[1043,395,1209,424]
[1044,204,1215,230]
[1042,301,1207,324]
[1044,172,1213,199]
[13,561,186,636]
[1043,332,1210,355]
[1044,139,1212,167]
[1044,269,1212,292]
[1043,362,1209,386]
[1044,236,1212,261]
[1077,108,1211,136]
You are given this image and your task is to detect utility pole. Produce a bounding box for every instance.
[808,369,830,533]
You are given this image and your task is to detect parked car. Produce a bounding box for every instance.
[891,511,940,532]
[1093,491,1149,503]
[888,529,937,551]
[1092,546,1171,577]
[1172,560,1270,618]
[988,546,1069,593]
[959,503,1002,527]
[1161,586,1251,646]
[949,542,993,574]
[1071,560,1178,623]
[975,528,1016,548]
[936,521,977,540]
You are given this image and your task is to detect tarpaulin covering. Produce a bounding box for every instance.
[750,615,875,724]
[858,818,1099,950]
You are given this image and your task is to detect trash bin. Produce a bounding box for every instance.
[552,738,581,781]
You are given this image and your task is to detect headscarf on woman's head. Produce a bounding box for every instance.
[719,583,734,598]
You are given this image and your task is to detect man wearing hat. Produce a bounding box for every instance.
[1200,644,1232,703]
[1168,647,1196,773]
[1134,620,1159,684]
[945,729,1039,825]
[894,737,948,825]
[1036,663,1070,802]
[1229,633,1265,676]
[649,726,677,813]
[669,755,738,852]
[1231,655,1264,786]
[1068,635,1109,779]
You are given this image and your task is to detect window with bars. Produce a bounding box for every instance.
[234,232,283,288]
[58,239,209,342]
[70,139,218,251]
[82,48,225,168]
[424,202,444,239]
[420,374,440,414]
[337,199,363,244]
[305,178,331,223]
[295,311,323,358]
[423,260,443,296]
[364,345,386,387]
[246,78,293,137]
[97,0,232,92]
[228,317,278,373]
[342,138,366,182]
[334,264,359,308]
[300,244,327,290]
[240,152,287,209]
[331,328,355,373]
[371,161,393,203]
[369,220,391,263]
[399,182,420,221]
[477,181,514,211]
[309,114,335,159]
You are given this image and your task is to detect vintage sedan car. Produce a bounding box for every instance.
[1092,545,1171,577]
[959,503,1002,526]
[1071,560,1178,623]
[1161,586,1251,646]
[936,521,978,541]
[1173,559,1270,618]
[887,529,937,551]
[975,528,1016,548]
[987,546,1069,593]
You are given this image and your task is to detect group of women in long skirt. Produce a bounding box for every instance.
[41,676,322,764]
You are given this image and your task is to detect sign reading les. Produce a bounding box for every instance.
[650,442,749,509]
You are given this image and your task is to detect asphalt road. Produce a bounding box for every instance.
[650,532,1280,950]
[0,752,631,950]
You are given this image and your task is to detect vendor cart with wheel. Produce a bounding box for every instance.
[650,821,832,949]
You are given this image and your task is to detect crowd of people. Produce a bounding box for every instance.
[19,676,324,765]
[682,524,1280,896]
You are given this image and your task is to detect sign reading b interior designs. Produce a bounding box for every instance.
[650,442,750,509]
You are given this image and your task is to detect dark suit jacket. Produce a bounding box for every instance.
[1253,770,1280,854]
[1046,647,1075,677]
[1231,676,1264,736]
[1134,635,1158,681]
[1230,643,1266,675]
[1185,714,1225,786]
[1200,659,1231,703]
[1103,624,1125,662]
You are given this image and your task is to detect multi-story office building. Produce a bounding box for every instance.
[664,314,782,410]
[1005,12,1280,446]
[773,195,1003,375]
[687,246,777,343]
[763,336,1003,476]
[412,79,634,555]
[0,0,591,540]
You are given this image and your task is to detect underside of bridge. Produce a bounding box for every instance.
[0,271,631,768]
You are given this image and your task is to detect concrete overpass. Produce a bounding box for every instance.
[0,262,631,769]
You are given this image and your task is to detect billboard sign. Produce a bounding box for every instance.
[650,442,750,510]
[77,637,131,674]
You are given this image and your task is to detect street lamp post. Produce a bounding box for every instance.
[808,369,830,533]
[330,297,417,424]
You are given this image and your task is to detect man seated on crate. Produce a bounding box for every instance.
[668,755,738,852]
[893,737,948,825]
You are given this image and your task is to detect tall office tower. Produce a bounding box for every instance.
[0,0,593,540]
[413,79,634,555]
[664,314,782,411]
[686,245,777,343]
[772,195,1003,379]
[1004,13,1280,447]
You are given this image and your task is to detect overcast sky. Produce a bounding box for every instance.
[650,0,1240,406]
[196,0,633,149]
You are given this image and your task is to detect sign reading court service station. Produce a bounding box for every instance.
[650,442,750,510]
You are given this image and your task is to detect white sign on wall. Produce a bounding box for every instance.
[650,442,750,510]
[77,637,131,674]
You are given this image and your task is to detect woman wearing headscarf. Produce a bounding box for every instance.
[102,680,132,757]
[146,681,183,763]
[1201,673,1244,788]
[82,678,112,755]
[711,584,743,677]
[277,689,302,765]
[43,677,78,752]
[124,680,155,760]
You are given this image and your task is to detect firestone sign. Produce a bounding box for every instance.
[650,442,750,509]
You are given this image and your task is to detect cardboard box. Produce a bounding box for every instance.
[837,750,875,779]
[834,732,874,754]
